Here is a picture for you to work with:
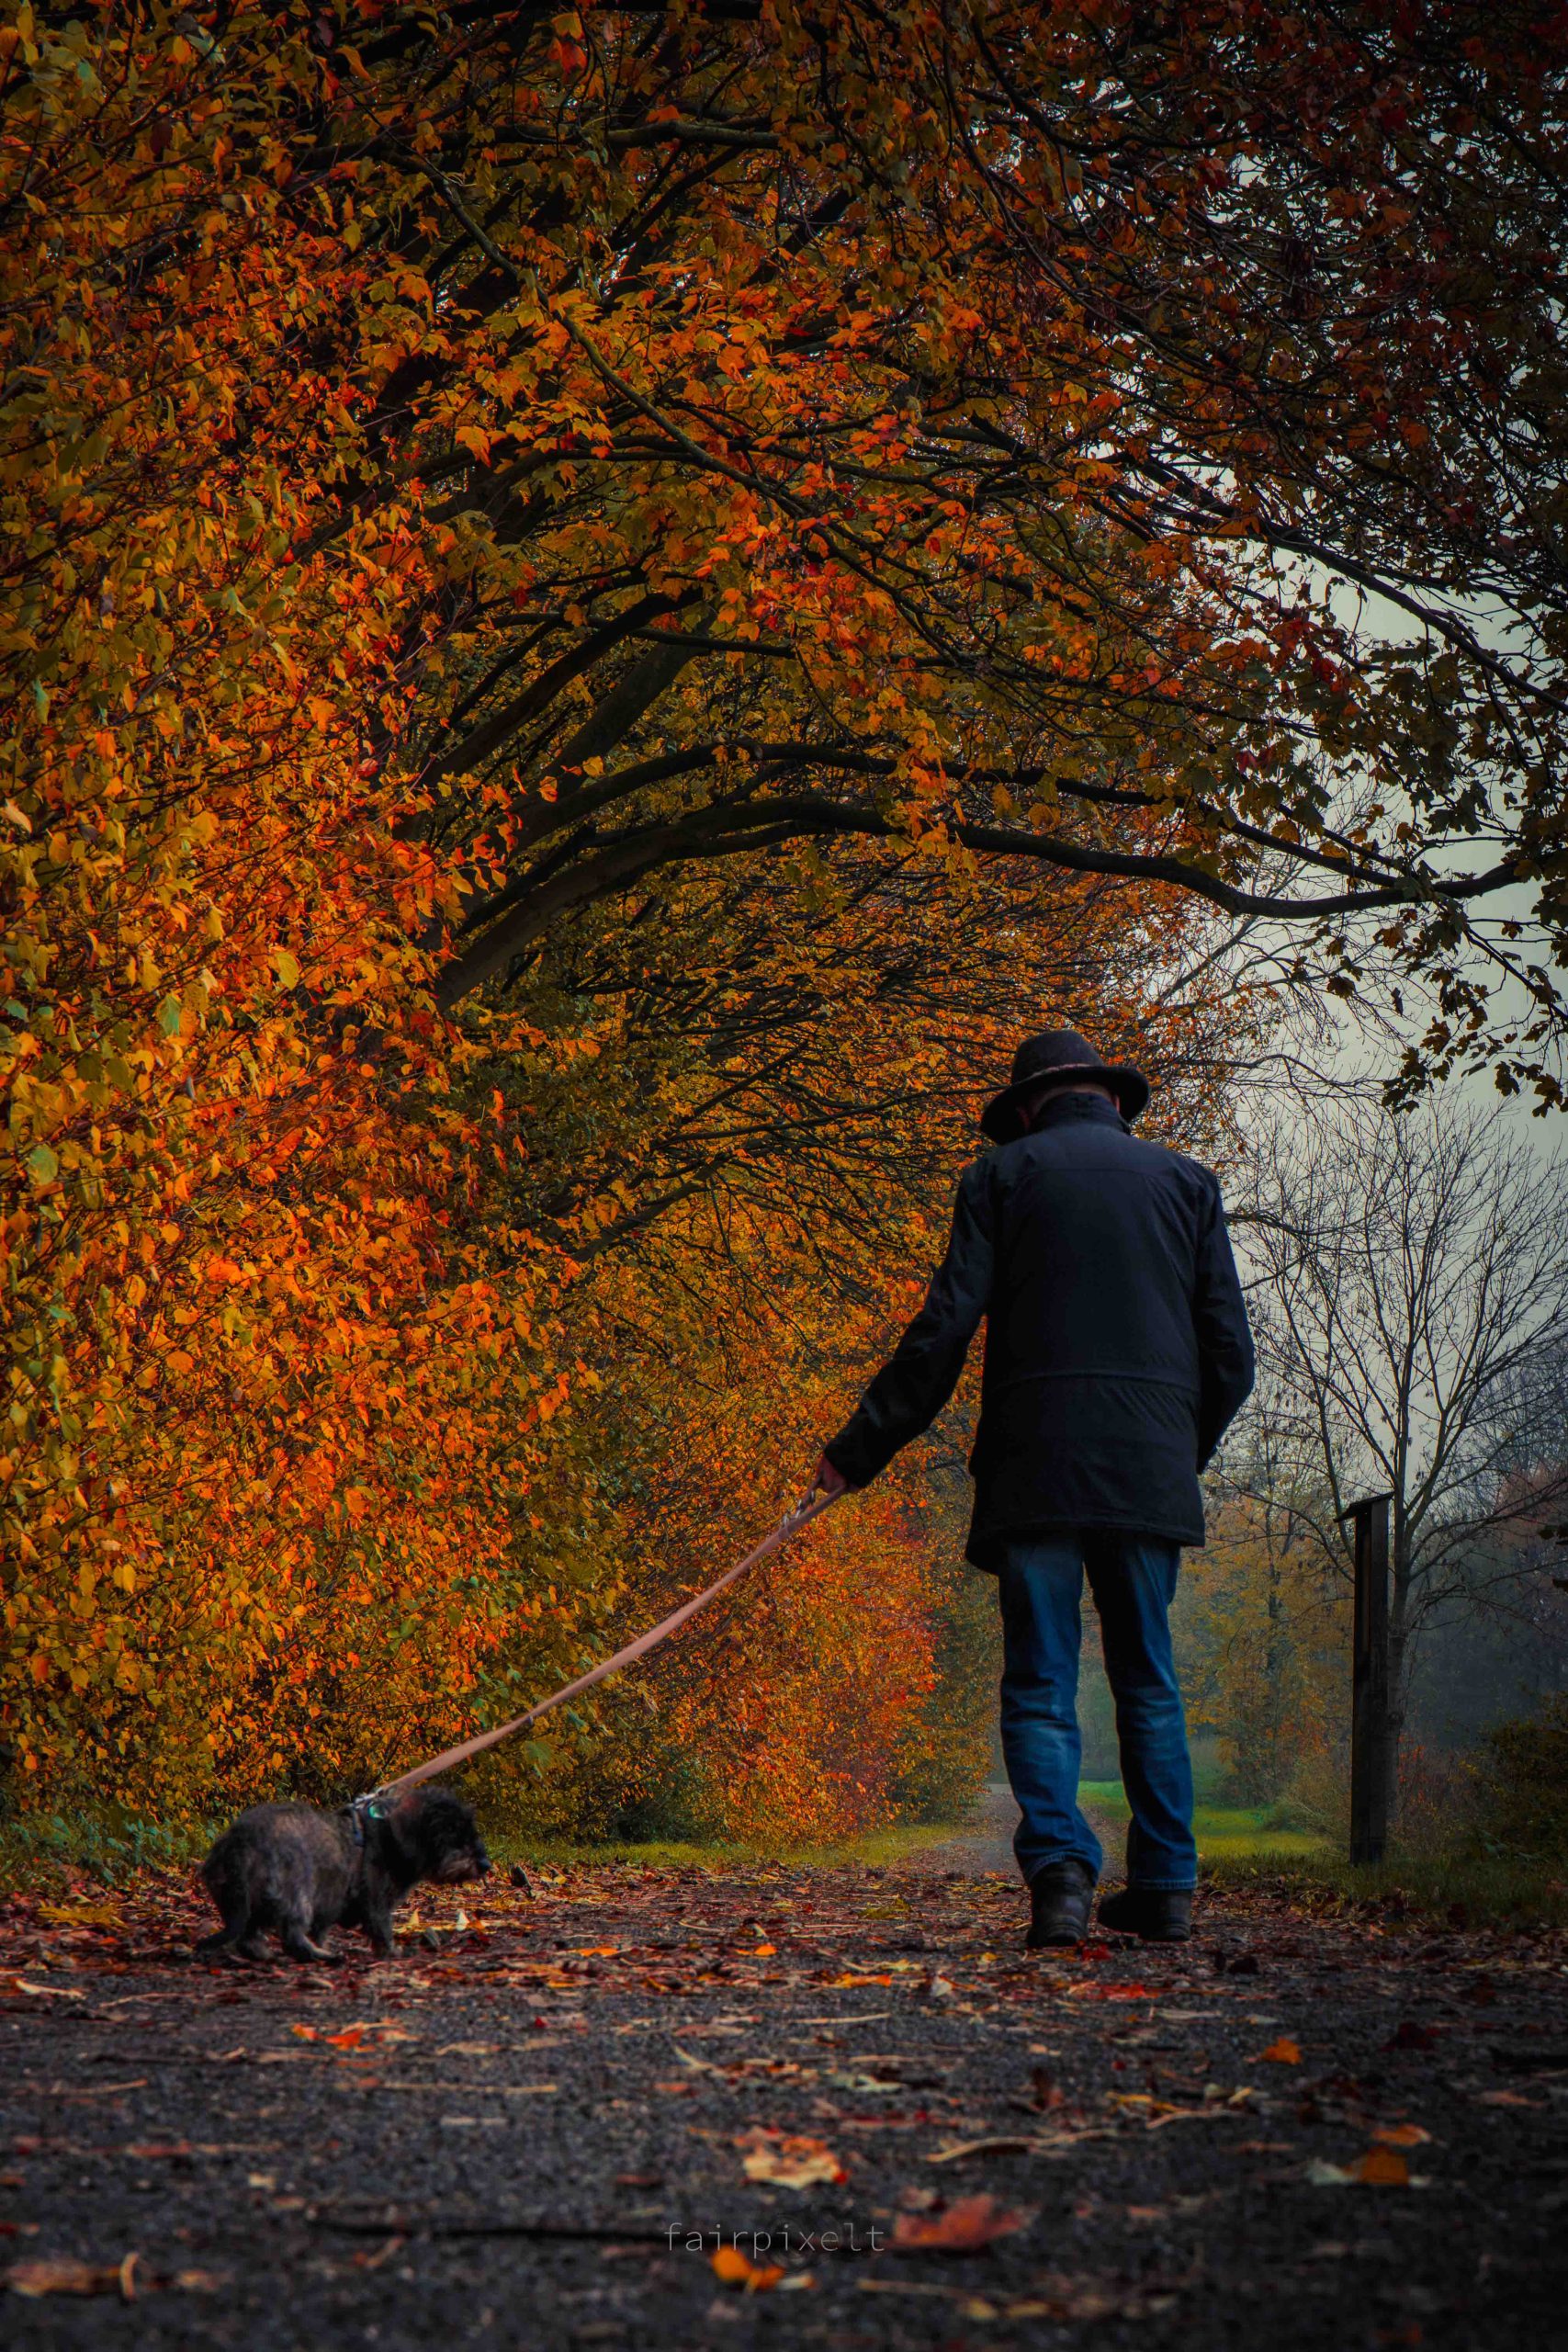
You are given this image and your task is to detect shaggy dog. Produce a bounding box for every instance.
[197,1783,490,1962]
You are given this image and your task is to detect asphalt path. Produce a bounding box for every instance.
[3,1818,1565,2349]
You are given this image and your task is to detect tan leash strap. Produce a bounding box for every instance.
[371,1492,836,1801]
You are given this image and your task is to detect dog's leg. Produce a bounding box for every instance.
[361,1894,395,1959]
[197,1883,252,1960]
[279,1919,335,1962]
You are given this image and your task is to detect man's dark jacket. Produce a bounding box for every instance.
[824,1093,1255,1563]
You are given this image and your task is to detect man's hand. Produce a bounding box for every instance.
[806,1453,850,1508]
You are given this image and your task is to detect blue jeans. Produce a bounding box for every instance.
[998,1532,1197,1892]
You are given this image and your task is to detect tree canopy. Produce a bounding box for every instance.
[3,0,1564,1821]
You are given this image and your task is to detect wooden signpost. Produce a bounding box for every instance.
[1341,1492,1393,1866]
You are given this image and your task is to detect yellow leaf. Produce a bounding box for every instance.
[38,1903,122,1929]
[737,2129,846,2188]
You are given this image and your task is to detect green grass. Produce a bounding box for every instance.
[1078,1777,1564,1920]
[0,1805,971,1896]
[1203,1845,1568,1928]
[1190,1807,1326,1860]
[1078,1778,1328,1863]
[493,1817,970,1877]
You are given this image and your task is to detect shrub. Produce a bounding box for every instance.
[1473,1695,1568,1863]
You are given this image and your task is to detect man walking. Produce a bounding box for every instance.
[810,1031,1255,1948]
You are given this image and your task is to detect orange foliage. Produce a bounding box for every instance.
[0,9,570,1803]
[2,3,1264,1834]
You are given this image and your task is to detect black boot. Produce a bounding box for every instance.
[1026,1860,1097,1949]
[1098,1884,1193,1942]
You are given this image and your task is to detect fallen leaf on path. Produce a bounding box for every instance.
[711,2246,784,2292]
[1472,2089,1541,2109]
[1259,2039,1302,2064]
[825,1973,894,1988]
[1371,2123,1430,2147]
[1065,1982,1156,2002]
[6,2252,139,2300]
[350,2239,405,2273]
[927,2137,1038,2165]
[737,2129,847,2188]
[1307,2148,1418,2188]
[890,2194,1033,2254]
[38,1904,123,1930]
[1145,2105,1241,2130]
[1,1976,85,2001]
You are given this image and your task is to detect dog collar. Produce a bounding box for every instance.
[347,1793,386,1849]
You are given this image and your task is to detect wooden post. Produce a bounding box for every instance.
[1340,1493,1393,1866]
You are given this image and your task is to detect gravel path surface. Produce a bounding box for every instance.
[3,1844,1564,2349]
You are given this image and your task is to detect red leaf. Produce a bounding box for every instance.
[890,2194,1034,2253]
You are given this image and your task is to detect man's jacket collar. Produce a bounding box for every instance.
[1028,1092,1132,1137]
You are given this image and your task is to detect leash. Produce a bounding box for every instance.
[367,1490,838,1804]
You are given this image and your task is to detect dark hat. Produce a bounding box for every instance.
[980,1028,1151,1142]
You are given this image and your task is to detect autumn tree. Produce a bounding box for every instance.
[267,0,1568,1102]
[1227,1099,1568,1799]
[7,0,1567,1832]
[1179,1401,1349,1811]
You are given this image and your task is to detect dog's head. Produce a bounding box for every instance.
[384,1784,491,1886]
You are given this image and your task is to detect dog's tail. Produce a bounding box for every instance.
[197,1828,254,1952]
